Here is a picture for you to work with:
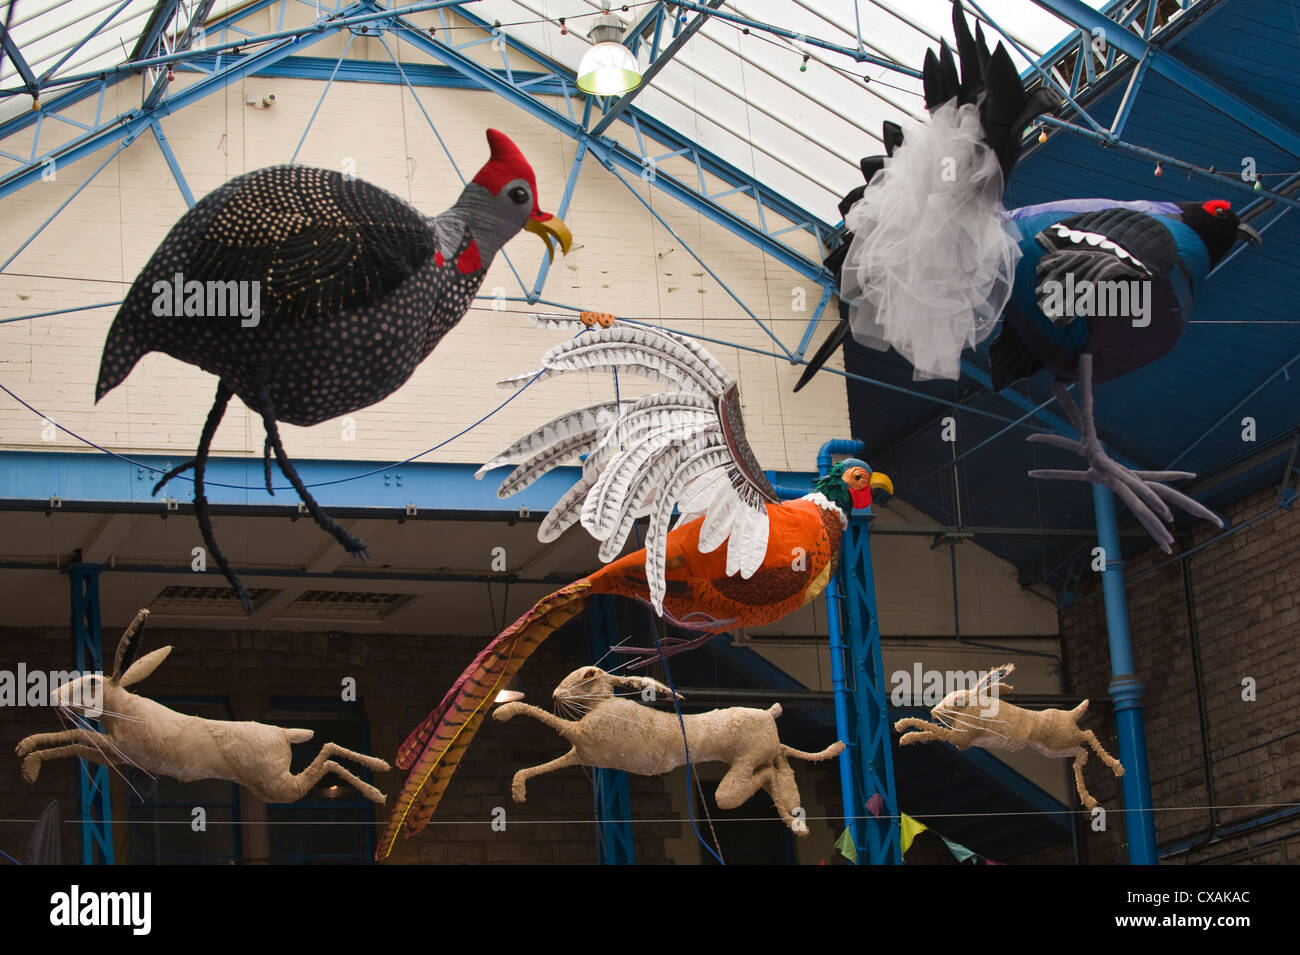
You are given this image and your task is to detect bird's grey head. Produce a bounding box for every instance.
[444,129,572,264]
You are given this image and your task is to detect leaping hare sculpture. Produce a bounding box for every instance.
[493,665,845,834]
[893,663,1124,810]
[15,609,391,804]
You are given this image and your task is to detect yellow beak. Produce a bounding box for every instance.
[524,215,573,262]
[870,471,894,499]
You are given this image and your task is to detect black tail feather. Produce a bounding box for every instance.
[988,322,1044,391]
[794,313,852,393]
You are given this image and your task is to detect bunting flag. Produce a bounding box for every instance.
[941,835,978,864]
[834,827,857,865]
[832,811,1001,865]
[900,813,928,856]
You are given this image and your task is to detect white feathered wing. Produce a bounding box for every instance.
[476,320,780,614]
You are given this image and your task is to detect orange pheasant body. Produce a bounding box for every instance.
[592,497,845,630]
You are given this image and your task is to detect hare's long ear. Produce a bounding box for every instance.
[119,646,172,688]
[111,608,151,681]
[976,663,1015,695]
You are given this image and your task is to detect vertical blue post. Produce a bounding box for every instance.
[1091,484,1157,864]
[531,140,588,300]
[840,515,901,864]
[69,564,114,865]
[819,439,900,864]
[823,571,860,850]
[586,595,635,864]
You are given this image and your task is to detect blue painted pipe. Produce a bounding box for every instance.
[1091,483,1158,864]
[818,438,865,473]
[818,438,865,857]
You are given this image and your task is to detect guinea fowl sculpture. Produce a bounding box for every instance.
[96,130,572,610]
[376,318,892,857]
[796,2,1261,552]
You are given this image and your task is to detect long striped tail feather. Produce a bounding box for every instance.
[376,578,593,859]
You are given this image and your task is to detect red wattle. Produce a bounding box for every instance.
[850,487,873,510]
[457,241,483,274]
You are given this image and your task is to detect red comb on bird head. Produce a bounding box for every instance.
[472,129,550,219]
[1203,199,1232,215]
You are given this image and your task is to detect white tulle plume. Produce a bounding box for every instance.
[839,100,1020,381]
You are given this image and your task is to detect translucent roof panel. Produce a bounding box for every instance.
[473,0,1114,217]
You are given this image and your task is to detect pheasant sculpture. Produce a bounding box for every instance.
[377,319,892,857]
[797,2,1260,552]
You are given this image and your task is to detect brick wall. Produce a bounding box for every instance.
[1048,484,1300,864]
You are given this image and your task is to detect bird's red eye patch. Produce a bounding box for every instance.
[1203,199,1231,215]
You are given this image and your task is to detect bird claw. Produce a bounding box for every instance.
[1028,433,1222,552]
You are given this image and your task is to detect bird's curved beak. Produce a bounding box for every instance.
[1237,222,1263,246]
[525,212,573,262]
[869,471,894,507]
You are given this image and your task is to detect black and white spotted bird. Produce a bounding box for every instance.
[96,130,572,610]
[797,2,1262,552]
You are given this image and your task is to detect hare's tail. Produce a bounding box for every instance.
[781,740,846,762]
[377,578,593,860]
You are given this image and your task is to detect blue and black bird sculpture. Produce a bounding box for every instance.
[797,2,1261,552]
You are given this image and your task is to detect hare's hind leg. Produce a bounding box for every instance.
[1082,729,1125,777]
[512,747,579,803]
[20,742,119,784]
[714,759,763,810]
[321,743,390,774]
[1070,748,1100,811]
[265,742,387,804]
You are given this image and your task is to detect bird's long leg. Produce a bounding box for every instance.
[191,383,252,611]
[151,460,195,496]
[262,435,275,495]
[1026,354,1223,553]
[256,384,368,560]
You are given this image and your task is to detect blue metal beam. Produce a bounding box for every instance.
[532,140,587,299]
[131,0,184,62]
[818,438,900,865]
[144,0,218,109]
[150,120,195,207]
[1091,483,1157,864]
[0,15,38,93]
[69,564,114,866]
[1032,0,1300,159]
[0,450,602,515]
[586,595,635,865]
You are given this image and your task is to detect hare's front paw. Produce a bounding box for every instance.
[494,702,523,722]
[20,754,40,784]
[15,737,37,758]
[898,731,929,747]
[511,776,527,803]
